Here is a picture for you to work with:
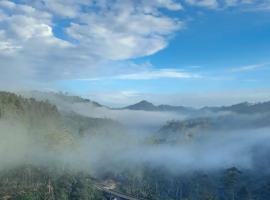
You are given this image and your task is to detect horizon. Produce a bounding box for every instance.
[13,90,270,109]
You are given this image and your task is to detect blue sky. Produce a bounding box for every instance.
[0,0,270,106]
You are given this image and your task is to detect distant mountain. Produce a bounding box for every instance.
[204,101,270,114]
[24,91,270,116]
[124,99,270,115]
[123,100,157,111]
[123,100,194,113]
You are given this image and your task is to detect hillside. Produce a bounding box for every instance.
[0,92,124,199]
[154,112,270,143]
[0,166,105,200]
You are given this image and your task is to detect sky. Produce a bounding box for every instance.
[0,0,270,107]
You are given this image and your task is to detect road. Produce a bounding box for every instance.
[95,185,148,200]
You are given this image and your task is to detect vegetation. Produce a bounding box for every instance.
[112,166,270,200]
[0,166,105,200]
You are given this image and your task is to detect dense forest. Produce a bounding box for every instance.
[112,166,270,200]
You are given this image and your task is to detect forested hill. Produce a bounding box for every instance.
[0,91,59,122]
[0,91,123,138]
[24,91,104,111]
[0,92,119,199]
[155,112,270,144]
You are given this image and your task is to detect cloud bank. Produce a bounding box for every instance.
[0,0,269,84]
[1,111,270,175]
[0,0,183,82]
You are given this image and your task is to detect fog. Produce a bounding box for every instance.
[23,91,189,131]
[73,127,270,174]
[1,97,270,177]
[71,103,187,132]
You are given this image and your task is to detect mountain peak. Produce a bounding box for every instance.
[124,100,157,111]
[137,100,153,105]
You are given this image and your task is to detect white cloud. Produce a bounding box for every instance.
[34,0,92,18]
[185,0,265,9]
[224,0,259,7]
[230,63,269,72]
[36,0,183,18]
[249,2,270,11]
[115,69,201,80]
[0,0,269,85]
[77,68,201,81]
[141,0,183,11]
[0,1,16,9]
[0,0,183,83]
[185,0,218,9]
[66,1,183,60]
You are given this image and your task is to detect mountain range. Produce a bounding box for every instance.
[123,99,270,114]
[26,91,270,115]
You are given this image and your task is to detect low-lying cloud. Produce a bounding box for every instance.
[1,95,270,177]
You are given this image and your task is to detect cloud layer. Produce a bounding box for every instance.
[0,0,184,83]
[1,0,269,84]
